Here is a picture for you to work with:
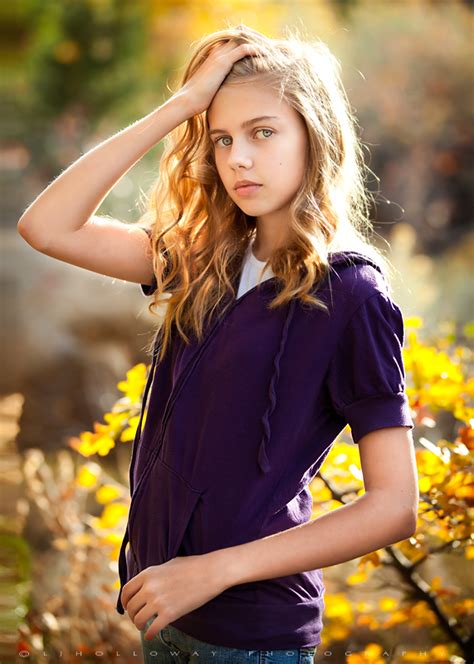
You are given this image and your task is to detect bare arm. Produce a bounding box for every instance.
[212,427,418,587]
[17,41,264,288]
[17,94,193,286]
[121,427,419,638]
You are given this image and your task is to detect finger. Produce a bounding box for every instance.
[135,607,157,632]
[127,599,146,625]
[127,595,147,622]
[215,41,262,55]
[209,40,234,54]
[143,614,165,641]
[235,43,266,58]
[121,576,143,610]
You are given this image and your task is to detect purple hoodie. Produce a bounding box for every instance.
[115,233,414,649]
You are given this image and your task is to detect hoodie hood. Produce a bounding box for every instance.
[256,250,384,474]
[326,249,384,274]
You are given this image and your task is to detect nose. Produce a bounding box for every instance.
[227,139,253,170]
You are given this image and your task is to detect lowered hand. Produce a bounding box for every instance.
[121,553,229,641]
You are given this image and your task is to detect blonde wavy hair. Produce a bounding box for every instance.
[138,23,392,362]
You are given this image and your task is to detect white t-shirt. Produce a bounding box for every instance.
[237,236,275,299]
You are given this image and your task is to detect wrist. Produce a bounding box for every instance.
[167,92,197,122]
[205,545,247,592]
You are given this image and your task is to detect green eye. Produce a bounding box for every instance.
[215,136,232,147]
[213,128,274,146]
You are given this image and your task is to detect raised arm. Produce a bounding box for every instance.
[16,94,193,287]
[17,41,264,289]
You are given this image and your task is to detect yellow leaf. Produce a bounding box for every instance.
[358,551,380,571]
[117,363,148,402]
[102,533,123,546]
[405,316,423,328]
[455,483,474,500]
[355,601,373,613]
[323,593,354,621]
[103,411,129,427]
[365,643,384,657]
[96,485,122,504]
[93,503,129,530]
[76,466,100,488]
[385,608,410,627]
[346,570,368,585]
[430,576,443,591]
[430,644,450,659]
[379,597,398,611]
[418,476,431,492]
[121,415,141,443]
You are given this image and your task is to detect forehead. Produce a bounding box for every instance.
[207,82,295,129]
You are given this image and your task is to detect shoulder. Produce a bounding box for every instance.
[325,250,390,311]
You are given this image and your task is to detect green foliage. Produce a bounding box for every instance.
[15,0,146,121]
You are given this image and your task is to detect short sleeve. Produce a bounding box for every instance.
[326,290,414,444]
[138,226,157,297]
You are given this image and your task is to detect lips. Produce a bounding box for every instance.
[234,184,262,196]
[234,180,261,190]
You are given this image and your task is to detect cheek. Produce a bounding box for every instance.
[284,142,306,182]
[273,137,304,169]
[272,150,303,186]
[213,158,227,184]
[215,157,230,181]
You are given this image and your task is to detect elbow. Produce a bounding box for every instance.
[404,493,420,538]
[397,507,418,539]
[373,494,418,541]
[382,510,417,545]
[17,217,47,251]
[368,489,418,540]
[394,489,418,539]
[17,216,34,243]
[401,515,417,539]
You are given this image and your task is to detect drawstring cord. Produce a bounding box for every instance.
[257,298,297,474]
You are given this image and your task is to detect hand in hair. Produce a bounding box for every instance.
[179,40,265,116]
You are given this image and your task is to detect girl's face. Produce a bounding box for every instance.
[207,81,308,231]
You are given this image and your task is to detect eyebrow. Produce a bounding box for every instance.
[208,115,279,136]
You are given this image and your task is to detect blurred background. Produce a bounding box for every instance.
[2,1,473,662]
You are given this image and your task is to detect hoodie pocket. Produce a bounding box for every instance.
[128,455,204,572]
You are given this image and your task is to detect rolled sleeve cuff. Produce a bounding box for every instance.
[342,392,414,444]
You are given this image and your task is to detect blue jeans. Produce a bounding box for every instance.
[140,617,318,663]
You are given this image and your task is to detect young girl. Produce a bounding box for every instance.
[18,24,418,664]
